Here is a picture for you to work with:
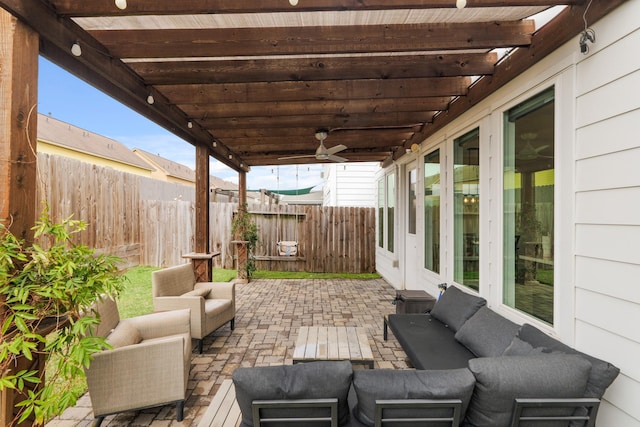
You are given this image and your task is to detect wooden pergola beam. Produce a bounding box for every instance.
[91,21,534,58]
[51,0,581,17]
[131,53,498,85]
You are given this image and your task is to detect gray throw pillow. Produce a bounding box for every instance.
[430,286,486,332]
[465,355,591,427]
[501,336,545,356]
[232,361,353,426]
[352,368,476,427]
[454,307,520,357]
[517,324,620,399]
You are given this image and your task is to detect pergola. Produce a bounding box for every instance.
[0,0,623,274]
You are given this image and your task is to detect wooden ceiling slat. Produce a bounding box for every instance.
[130,53,497,85]
[211,126,421,139]
[180,98,452,119]
[243,152,394,166]
[227,133,414,152]
[201,112,436,130]
[90,21,534,58]
[160,77,469,104]
[52,1,578,17]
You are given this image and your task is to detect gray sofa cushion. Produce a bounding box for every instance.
[465,354,592,427]
[430,286,486,332]
[232,361,353,426]
[352,368,476,427]
[454,307,520,357]
[517,324,620,399]
[387,314,476,370]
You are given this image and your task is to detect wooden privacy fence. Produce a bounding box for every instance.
[36,153,376,273]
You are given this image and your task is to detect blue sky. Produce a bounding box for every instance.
[37,57,323,191]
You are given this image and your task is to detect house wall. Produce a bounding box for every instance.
[38,140,154,177]
[323,162,380,207]
[377,2,639,425]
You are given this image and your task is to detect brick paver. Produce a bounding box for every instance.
[49,278,409,427]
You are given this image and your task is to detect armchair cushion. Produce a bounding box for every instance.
[430,286,486,332]
[182,287,210,298]
[465,354,591,427]
[106,321,142,348]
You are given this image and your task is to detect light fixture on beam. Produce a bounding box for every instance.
[289,0,298,5]
[187,121,193,129]
[146,93,155,105]
[115,0,127,10]
[228,154,233,160]
[71,41,82,57]
[456,0,467,9]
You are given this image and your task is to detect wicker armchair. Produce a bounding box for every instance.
[84,297,191,426]
[152,263,235,353]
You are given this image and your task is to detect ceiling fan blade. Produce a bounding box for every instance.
[326,144,347,155]
[278,154,316,160]
[327,154,347,162]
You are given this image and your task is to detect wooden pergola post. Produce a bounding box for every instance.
[0,9,39,427]
[184,143,213,282]
[0,9,39,242]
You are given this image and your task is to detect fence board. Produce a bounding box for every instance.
[36,153,375,273]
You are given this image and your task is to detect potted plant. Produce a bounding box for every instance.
[231,204,258,281]
[0,207,125,426]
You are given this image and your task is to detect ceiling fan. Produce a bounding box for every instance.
[279,129,348,162]
[515,133,551,160]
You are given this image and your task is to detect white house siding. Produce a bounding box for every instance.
[323,163,379,207]
[376,2,639,424]
[573,1,640,424]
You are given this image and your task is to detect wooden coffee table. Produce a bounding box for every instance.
[292,326,374,368]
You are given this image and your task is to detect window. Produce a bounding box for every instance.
[424,150,440,273]
[387,173,395,253]
[408,168,417,235]
[454,129,480,291]
[503,88,555,324]
[378,179,385,248]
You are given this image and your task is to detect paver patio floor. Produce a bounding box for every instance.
[48,278,410,427]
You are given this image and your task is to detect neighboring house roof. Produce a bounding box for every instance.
[210,175,237,191]
[133,148,195,182]
[37,114,153,171]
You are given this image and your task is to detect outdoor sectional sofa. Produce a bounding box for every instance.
[230,286,619,427]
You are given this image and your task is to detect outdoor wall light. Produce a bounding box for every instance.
[146,93,155,105]
[228,154,233,159]
[115,0,127,10]
[71,41,82,57]
[187,121,193,129]
[456,0,467,9]
[213,141,217,148]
